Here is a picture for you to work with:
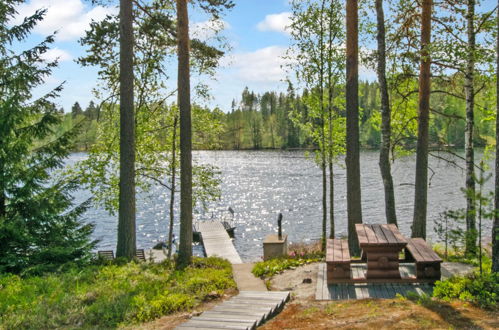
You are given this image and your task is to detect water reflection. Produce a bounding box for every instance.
[69,150,493,262]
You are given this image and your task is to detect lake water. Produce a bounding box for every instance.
[70,150,494,262]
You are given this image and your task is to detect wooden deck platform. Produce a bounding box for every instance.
[316,263,434,300]
[176,291,290,330]
[199,221,242,264]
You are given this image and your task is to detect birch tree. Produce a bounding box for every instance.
[288,0,346,249]
[375,0,397,225]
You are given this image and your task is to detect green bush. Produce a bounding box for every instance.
[433,271,498,309]
[252,256,321,278]
[0,257,236,329]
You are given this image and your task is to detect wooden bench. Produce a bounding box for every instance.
[404,238,442,281]
[135,249,146,261]
[98,250,147,261]
[326,239,351,283]
[97,250,114,260]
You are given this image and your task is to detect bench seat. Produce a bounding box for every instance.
[405,238,442,281]
[135,248,146,261]
[326,239,351,283]
[97,250,114,260]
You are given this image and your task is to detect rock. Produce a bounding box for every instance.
[302,278,312,284]
[152,241,166,250]
[205,291,220,300]
[190,311,202,318]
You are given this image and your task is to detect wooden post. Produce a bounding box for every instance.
[278,213,283,240]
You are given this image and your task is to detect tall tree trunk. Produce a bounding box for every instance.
[346,0,362,255]
[116,0,136,259]
[327,2,335,239]
[167,115,178,260]
[176,0,193,268]
[320,0,327,251]
[493,0,499,273]
[375,0,397,226]
[412,0,432,239]
[465,0,477,257]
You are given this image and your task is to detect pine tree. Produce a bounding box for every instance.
[116,0,136,260]
[84,101,99,120]
[0,1,96,274]
[412,0,433,239]
[71,102,84,118]
[346,0,363,255]
[177,0,193,268]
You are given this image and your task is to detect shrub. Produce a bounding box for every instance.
[252,240,324,278]
[252,256,322,278]
[433,271,498,309]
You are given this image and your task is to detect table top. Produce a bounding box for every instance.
[355,224,408,248]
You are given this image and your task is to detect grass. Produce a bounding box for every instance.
[0,257,236,329]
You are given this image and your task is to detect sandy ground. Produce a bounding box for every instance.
[270,263,319,299]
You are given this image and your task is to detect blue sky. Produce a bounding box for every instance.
[13,0,297,112]
[13,0,497,112]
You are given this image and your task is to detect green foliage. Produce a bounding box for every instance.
[433,209,466,259]
[0,257,236,328]
[252,256,322,278]
[433,270,499,309]
[252,241,324,278]
[75,1,229,216]
[0,1,95,275]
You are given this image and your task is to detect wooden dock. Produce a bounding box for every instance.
[176,291,290,330]
[316,263,434,300]
[198,221,242,264]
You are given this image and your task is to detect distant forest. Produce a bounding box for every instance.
[66,79,496,152]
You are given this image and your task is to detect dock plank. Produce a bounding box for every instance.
[199,221,242,264]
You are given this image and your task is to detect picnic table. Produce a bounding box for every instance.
[355,224,408,279]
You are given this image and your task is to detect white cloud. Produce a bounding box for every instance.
[40,47,72,62]
[13,0,117,41]
[191,19,230,41]
[256,12,291,35]
[224,46,292,83]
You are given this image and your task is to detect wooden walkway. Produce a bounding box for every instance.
[176,291,290,330]
[316,263,434,300]
[199,221,242,264]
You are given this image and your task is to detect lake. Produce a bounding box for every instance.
[70,150,494,262]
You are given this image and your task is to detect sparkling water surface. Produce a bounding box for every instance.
[69,150,493,262]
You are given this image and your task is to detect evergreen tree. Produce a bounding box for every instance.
[346,0,363,255]
[0,1,96,274]
[84,101,99,120]
[412,0,433,239]
[177,0,193,268]
[117,0,136,260]
[71,102,84,118]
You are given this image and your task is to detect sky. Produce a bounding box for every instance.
[12,0,298,112]
[12,0,497,113]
